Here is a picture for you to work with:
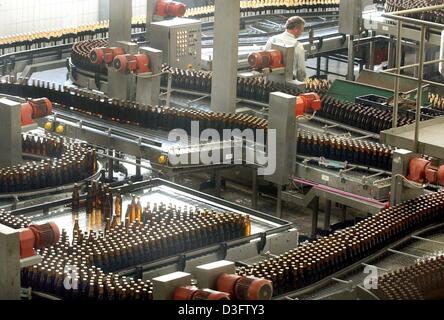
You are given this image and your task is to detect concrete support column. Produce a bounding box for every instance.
[109,0,132,46]
[0,98,22,167]
[0,225,20,300]
[210,0,240,113]
[146,0,157,41]
[98,0,110,21]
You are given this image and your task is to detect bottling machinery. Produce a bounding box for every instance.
[1,0,444,301]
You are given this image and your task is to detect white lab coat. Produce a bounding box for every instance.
[265,31,307,82]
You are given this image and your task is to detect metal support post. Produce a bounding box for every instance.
[324,200,332,231]
[347,35,355,81]
[214,170,221,198]
[108,149,114,181]
[311,196,319,239]
[136,157,142,178]
[414,26,426,153]
[325,56,330,75]
[210,0,240,113]
[341,205,347,222]
[388,36,395,69]
[392,22,402,128]
[276,185,283,219]
[367,31,375,71]
[252,168,258,210]
[166,73,172,108]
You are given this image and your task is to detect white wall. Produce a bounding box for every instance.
[132,0,147,17]
[0,0,151,37]
[0,0,99,36]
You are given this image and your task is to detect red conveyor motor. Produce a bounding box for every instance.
[248,49,284,70]
[216,274,273,300]
[90,47,125,65]
[156,0,187,17]
[113,54,150,74]
[408,158,444,186]
[21,98,53,126]
[407,158,431,184]
[296,92,322,117]
[174,286,230,300]
[19,222,60,259]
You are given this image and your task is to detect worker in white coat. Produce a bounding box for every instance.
[265,16,307,83]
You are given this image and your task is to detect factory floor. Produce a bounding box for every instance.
[26,60,368,237]
[174,173,366,237]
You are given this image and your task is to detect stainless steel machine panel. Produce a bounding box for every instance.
[265,92,297,186]
[149,18,202,69]
[339,0,373,35]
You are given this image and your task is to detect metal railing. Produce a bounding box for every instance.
[381,4,444,152]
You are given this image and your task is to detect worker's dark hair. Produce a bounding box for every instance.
[285,16,306,30]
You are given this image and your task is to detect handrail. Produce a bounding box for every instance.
[380,4,444,153]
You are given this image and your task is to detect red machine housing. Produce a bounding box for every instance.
[438,165,444,186]
[90,47,125,65]
[425,164,439,185]
[296,92,322,117]
[174,286,230,300]
[21,98,53,126]
[113,54,150,74]
[19,222,60,259]
[248,50,283,70]
[216,274,273,300]
[156,0,187,17]
[407,158,431,183]
[406,158,444,186]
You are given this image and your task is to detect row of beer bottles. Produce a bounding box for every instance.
[22,133,64,157]
[21,249,153,300]
[370,254,444,300]
[297,130,393,171]
[0,209,31,229]
[239,192,444,295]
[1,147,96,194]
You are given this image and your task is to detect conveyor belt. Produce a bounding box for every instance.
[298,225,444,300]
[12,178,293,278]
[32,184,282,238]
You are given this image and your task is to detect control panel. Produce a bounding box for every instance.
[149,18,202,69]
